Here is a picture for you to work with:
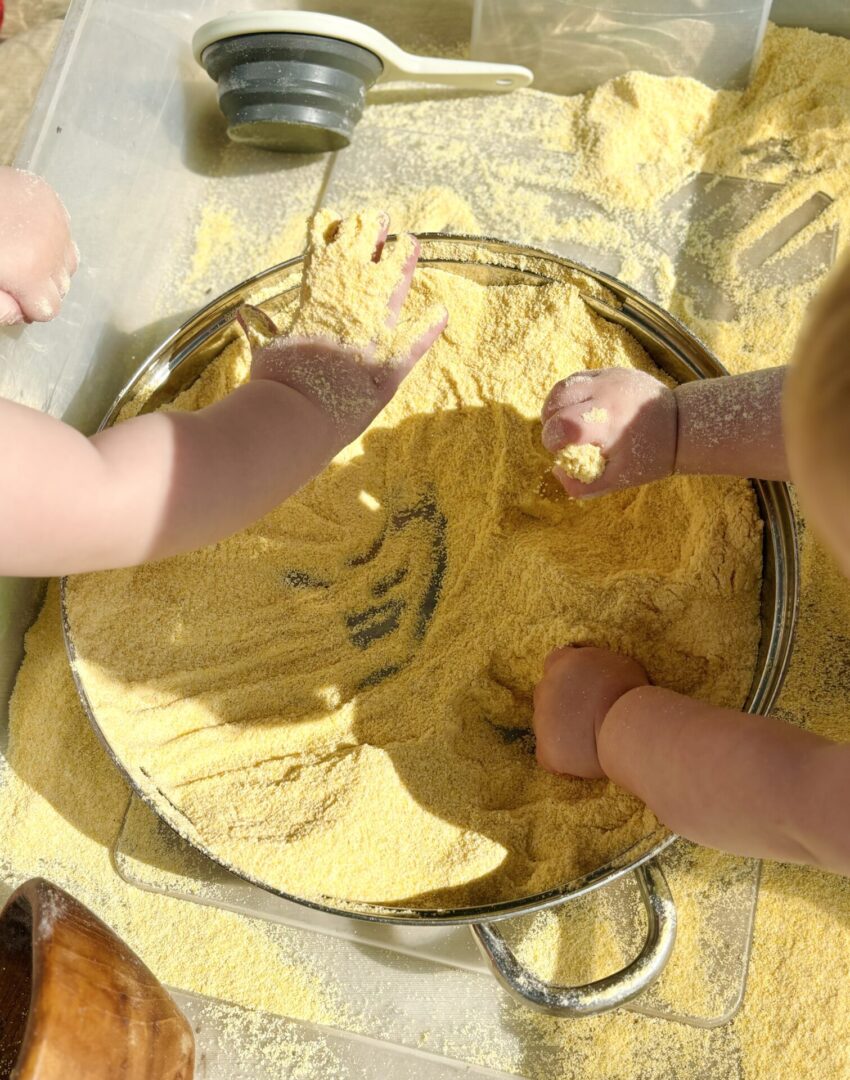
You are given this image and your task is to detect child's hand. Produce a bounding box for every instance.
[532,645,648,778]
[532,643,850,873]
[0,167,78,325]
[541,369,677,499]
[247,212,447,447]
[0,212,441,574]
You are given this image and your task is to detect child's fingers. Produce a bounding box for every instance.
[533,661,599,776]
[16,280,62,323]
[552,464,609,500]
[0,290,24,326]
[52,267,71,300]
[541,373,597,424]
[542,403,615,498]
[65,241,79,276]
[380,305,448,389]
[533,646,647,776]
[404,305,448,365]
[541,402,604,453]
[37,282,63,321]
[384,235,420,329]
[371,212,390,262]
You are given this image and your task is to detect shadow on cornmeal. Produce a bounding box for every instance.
[59,401,763,910]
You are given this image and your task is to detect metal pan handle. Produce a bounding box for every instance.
[472,859,676,1017]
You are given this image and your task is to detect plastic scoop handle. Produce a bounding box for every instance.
[379,48,531,92]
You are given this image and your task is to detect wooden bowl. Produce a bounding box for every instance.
[0,878,194,1079]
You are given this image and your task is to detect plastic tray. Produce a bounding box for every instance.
[116,795,761,1030]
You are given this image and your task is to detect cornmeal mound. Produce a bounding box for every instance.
[65,257,763,908]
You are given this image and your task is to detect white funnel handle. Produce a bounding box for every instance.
[193,11,533,93]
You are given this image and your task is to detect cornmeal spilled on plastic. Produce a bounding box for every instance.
[64,238,761,909]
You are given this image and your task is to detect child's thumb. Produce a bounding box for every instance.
[394,304,448,370]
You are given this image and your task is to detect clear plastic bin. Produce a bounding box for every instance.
[771,0,850,36]
[471,0,772,94]
[0,1,845,1076]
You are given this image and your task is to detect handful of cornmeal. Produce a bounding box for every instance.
[65,232,763,908]
[555,444,607,484]
[554,408,609,484]
[289,209,441,365]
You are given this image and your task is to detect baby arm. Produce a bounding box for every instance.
[0,384,338,575]
[0,214,446,576]
[541,365,788,498]
[534,646,850,874]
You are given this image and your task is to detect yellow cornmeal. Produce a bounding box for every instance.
[6,22,850,1080]
[555,444,607,484]
[64,257,761,908]
[3,588,348,1025]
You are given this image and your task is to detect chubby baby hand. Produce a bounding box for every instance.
[245,210,447,447]
[541,368,677,499]
[0,167,78,325]
[532,645,648,778]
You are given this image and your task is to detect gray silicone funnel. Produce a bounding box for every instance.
[199,32,384,153]
[194,13,531,154]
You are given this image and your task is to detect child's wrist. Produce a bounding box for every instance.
[596,683,652,784]
[671,381,698,476]
[249,376,341,455]
[777,741,850,871]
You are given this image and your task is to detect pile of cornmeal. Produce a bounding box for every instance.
[64,257,762,908]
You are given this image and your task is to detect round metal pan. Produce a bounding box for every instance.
[60,236,798,1013]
